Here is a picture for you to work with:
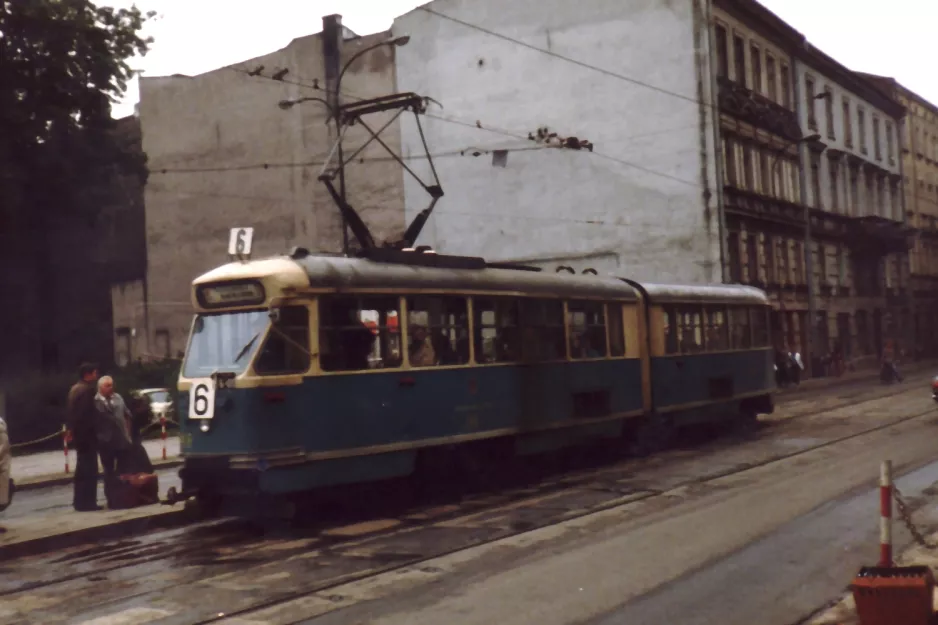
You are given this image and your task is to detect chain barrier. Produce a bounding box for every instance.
[892,485,938,550]
[10,417,181,449]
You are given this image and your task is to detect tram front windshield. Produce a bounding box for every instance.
[183,310,270,378]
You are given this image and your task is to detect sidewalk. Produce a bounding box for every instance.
[11,436,181,491]
[807,531,938,625]
[776,358,937,397]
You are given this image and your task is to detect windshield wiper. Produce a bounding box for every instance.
[233,332,261,363]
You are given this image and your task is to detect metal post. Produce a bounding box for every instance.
[880,460,893,567]
[322,14,349,256]
[791,57,817,378]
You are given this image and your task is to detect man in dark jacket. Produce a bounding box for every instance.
[67,363,101,511]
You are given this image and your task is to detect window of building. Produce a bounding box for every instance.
[824,87,835,139]
[886,121,894,162]
[810,151,822,209]
[714,24,728,79]
[704,307,730,351]
[779,62,791,108]
[520,299,565,362]
[742,143,755,190]
[763,234,775,283]
[794,241,805,284]
[115,327,131,368]
[829,156,840,213]
[568,301,607,359]
[873,116,882,160]
[406,296,470,367]
[473,297,520,363]
[253,305,311,375]
[866,175,875,217]
[746,232,759,284]
[848,165,859,216]
[607,304,626,357]
[728,231,742,283]
[320,296,400,371]
[154,329,170,359]
[843,98,852,147]
[729,307,752,349]
[766,54,777,102]
[732,33,746,86]
[858,107,867,153]
[816,242,828,287]
[805,76,817,129]
[750,44,762,94]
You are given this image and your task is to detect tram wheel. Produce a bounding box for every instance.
[186,492,223,520]
[730,410,760,436]
[626,416,674,458]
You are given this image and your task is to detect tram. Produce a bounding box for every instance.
[169,245,774,516]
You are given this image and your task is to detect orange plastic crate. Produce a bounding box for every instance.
[851,566,935,625]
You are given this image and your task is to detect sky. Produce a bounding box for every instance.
[108,0,938,118]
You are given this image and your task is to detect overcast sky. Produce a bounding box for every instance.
[108,0,937,118]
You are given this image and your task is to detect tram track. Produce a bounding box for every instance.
[1,384,935,625]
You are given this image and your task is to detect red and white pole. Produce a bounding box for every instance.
[880,460,893,567]
[161,415,167,460]
[63,425,70,474]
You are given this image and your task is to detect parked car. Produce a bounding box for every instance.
[134,388,175,423]
[932,376,938,403]
[0,415,14,513]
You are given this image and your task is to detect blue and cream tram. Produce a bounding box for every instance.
[171,248,774,514]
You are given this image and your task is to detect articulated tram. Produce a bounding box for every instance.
[169,246,774,516]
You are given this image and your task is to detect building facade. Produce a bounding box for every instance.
[860,76,938,358]
[713,0,910,373]
[392,0,724,283]
[123,20,407,362]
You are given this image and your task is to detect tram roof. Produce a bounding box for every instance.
[294,255,640,300]
[636,282,770,305]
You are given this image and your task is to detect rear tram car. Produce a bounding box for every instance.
[171,247,774,516]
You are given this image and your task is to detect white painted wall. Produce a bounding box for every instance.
[793,60,902,220]
[392,0,722,284]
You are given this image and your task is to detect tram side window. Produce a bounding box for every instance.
[728,307,752,349]
[607,303,626,357]
[663,306,679,355]
[676,306,704,353]
[704,306,729,351]
[406,296,470,367]
[520,299,566,361]
[751,306,770,347]
[319,296,401,372]
[473,297,521,363]
[254,305,311,375]
[568,300,607,359]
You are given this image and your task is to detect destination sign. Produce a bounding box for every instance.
[197,281,266,308]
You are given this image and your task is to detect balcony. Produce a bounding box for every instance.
[717,77,802,142]
[845,215,917,255]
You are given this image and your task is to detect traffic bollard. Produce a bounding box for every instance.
[880,460,892,567]
[161,415,167,460]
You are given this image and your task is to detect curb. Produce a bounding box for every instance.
[0,506,192,561]
[15,459,184,493]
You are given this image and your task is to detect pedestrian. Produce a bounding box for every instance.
[66,363,102,511]
[93,376,133,507]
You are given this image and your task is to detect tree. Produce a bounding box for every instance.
[0,0,153,223]
[0,0,154,376]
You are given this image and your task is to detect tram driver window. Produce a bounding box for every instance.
[729,307,752,349]
[568,301,607,359]
[473,297,521,363]
[520,299,566,362]
[406,296,469,367]
[254,306,311,375]
[319,296,401,372]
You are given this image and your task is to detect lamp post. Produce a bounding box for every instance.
[331,35,410,256]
